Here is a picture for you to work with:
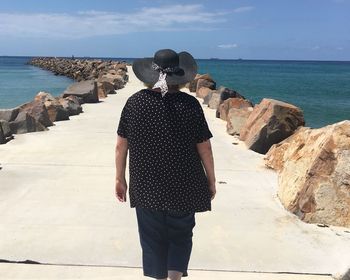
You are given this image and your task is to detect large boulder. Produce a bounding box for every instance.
[98,73,125,90]
[196,78,216,92]
[188,74,201,92]
[196,87,213,99]
[218,98,253,121]
[113,63,127,72]
[0,108,20,122]
[62,80,99,103]
[240,98,305,154]
[208,91,221,110]
[216,87,249,119]
[35,92,70,122]
[188,74,216,92]
[203,90,216,105]
[9,111,47,134]
[115,68,128,82]
[218,86,245,101]
[65,95,84,105]
[0,126,4,144]
[97,82,108,99]
[97,81,115,98]
[265,121,350,227]
[0,120,12,137]
[226,107,254,136]
[58,97,83,116]
[19,100,53,127]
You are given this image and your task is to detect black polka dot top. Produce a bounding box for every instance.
[117,89,213,213]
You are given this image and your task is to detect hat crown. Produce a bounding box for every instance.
[153,49,179,69]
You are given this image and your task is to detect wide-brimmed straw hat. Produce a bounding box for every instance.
[132,49,197,86]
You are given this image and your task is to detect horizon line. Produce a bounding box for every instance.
[1,55,350,63]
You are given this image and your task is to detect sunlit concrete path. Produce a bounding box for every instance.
[0,67,349,279]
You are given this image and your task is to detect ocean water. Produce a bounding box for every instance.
[0,56,349,128]
[0,56,73,109]
[196,59,350,128]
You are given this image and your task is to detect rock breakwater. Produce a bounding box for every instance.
[187,72,349,228]
[29,57,128,82]
[187,74,305,153]
[0,57,129,144]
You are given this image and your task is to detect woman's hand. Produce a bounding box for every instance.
[209,184,216,200]
[116,179,128,202]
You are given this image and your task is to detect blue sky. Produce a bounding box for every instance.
[0,0,349,60]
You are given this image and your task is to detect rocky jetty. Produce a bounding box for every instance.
[0,91,83,138]
[0,57,129,145]
[188,76,305,153]
[29,57,128,99]
[265,121,350,228]
[29,57,128,82]
[187,72,349,229]
[187,74,305,154]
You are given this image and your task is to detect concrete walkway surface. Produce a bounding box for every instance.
[0,67,349,279]
[0,263,334,280]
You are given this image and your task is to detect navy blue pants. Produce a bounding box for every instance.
[135,207,196,279]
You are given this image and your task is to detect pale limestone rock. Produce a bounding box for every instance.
[265,121,350,227]
[219,97,253,121]
[208,92,221,110]
[196,87,213,99]
[226,107,253,135]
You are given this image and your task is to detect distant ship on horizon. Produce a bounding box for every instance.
[208,57,244,61]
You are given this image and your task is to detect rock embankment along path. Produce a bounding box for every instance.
[0,67,349,279]
[0,58,128,145]
[190,73,350,230]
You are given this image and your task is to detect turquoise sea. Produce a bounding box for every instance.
[197,59,350,128]
[0,56,72,110]
[0,56,349,128]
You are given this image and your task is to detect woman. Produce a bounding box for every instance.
[115,49,216,280]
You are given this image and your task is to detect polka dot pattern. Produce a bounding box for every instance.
[117,89,213,213]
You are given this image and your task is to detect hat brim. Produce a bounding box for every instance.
[132,52,197,86]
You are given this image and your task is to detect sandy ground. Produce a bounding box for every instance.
[0,67,349,279]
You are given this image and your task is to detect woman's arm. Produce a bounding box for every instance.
[115,135,129,202]
[196,139,216,200]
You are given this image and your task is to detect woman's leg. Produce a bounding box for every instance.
[166,211,196,278]
[135,207,169,279]
[168,270,183,280]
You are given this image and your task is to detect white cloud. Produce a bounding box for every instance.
[233,6,255,13]
[336,47,344,51]
[218,43,238,49]
[311,46,320,50]
[0,5,232,39]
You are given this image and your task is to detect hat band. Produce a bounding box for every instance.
[151,62,181,74]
